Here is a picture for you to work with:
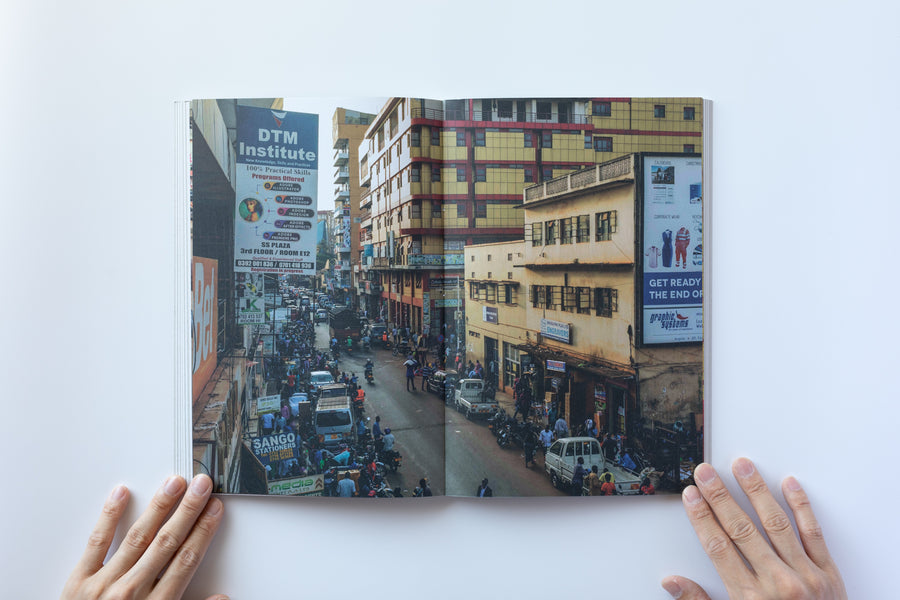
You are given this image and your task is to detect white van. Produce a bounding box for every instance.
[454,378,497,418]
[543,437,642,494]
[314,397,354,448]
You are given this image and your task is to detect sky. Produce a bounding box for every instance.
[283,97,389,212]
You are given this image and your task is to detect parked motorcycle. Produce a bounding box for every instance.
[380,448,402,473]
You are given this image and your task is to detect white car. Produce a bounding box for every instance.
[309,371,335,396]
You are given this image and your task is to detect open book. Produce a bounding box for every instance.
[178,97,710,498]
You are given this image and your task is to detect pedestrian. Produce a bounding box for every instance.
[337,472,356,497]
[523,425,537,468]
[571,456,586,496]
[602,433,618,461]
[476,478,493,497]
[585,465,601,496]
[554,414,568,439]
[416,478,432,497]
[404,357,417,392]
[372,415,383,442]
[421,361,434,391]
[260,411,275,436]
[539,424,553,455]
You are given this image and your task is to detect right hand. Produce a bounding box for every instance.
[662,459,847,599]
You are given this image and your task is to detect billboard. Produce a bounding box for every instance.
[191,257,218,403]
[234,106,318,275]
[641,155,703,344]
[235,272,265,324]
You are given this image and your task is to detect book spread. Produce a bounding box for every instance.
[181,97,710,498]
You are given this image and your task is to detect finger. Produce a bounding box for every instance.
[102,475,187,579]
[694,462,780,568]
[127,474,214,585]
[681,483,752,589]
[732,458,807,568]
[75,485,130,576]
[150,497,224,600]
[661,575,712,599]
[782,476,834,569]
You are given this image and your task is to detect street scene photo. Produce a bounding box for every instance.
[190,97,707,497]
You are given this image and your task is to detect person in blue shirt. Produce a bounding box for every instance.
[337,473,356,497]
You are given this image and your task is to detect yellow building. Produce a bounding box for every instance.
[331,108,375,307]
[465,153,704,468]
[463,240,528,390]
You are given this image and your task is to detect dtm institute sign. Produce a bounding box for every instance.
[233,106,318,276]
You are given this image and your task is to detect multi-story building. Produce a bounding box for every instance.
[465,153,703,470]
[331,108,376,308]
[359,97,703,338]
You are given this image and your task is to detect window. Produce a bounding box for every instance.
[487,254,491,261]
[431,128,440,146]
[594,288,618,317]
[537,101,551,120]
[542,167,553,182]
[485,284,497,303]
[562,286,577,312]
[593,101,611,117]
[411,128,420,147]
[410,202,422,219]
[584,133,592,149]
[502,284,517,305]
[594,137,612,152]
[525,167,534,182]
[475,166,486,182]
[475,202,487,218]
[456,166,466,182]
[524,132,533,147]
[432,201,442,218]
[576,215,590,242]
[431,165,441,182]
[411,165,420,182]
[498,100,512,118]
[475,130,485,146]
[470,283,478,300]
[516,100,526,122]
[541,132,552,148]
[683,144,695,153]
[683,106,695,120]
[545,219,558,244]
[530,222,543,246]
[549,286,562,310]
[560,217,575,244]
[596,211,617,241]
[456,130,466,146]
[654,105,666,118]
[577,287,591,314]
[457,203,466,218]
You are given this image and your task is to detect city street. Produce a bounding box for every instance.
[317,323,564,497]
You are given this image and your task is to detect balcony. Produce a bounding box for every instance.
[335,186,349,201]
[333,148,349,166]
[411,106,592,125]
[359,191,372,208]
[523,155,634,206]
[334,168,349,184]
[359,207,371,222]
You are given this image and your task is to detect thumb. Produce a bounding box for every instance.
[661,575,712,599]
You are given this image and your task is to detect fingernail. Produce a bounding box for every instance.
[163,476,183,497]
[683,485,702,505]
[190,474,212,496]
[785,476,802,492]
[109,485,127,502]
[734,457,755,479]
[662,577,683,598]
[694,463,716,485]
[206,498,223,516]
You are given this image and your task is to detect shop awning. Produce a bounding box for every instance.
[517,342,634,381]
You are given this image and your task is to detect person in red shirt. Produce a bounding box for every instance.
[640,477,656,495]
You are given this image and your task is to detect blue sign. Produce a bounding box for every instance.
[643,273,702,306]
[236,105,318,169]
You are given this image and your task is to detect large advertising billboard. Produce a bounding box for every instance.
[234,106,318,275]
[191,257,218,403]
[641,155,703,344]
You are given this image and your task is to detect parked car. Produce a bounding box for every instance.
[454,378,498,418]
[543,437,642,494]
[315,308,328,323]
[287,392,311,420]
[308,370,335,397]
[426,369,459,403]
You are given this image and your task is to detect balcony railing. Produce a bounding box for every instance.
[333,149,349,165]
[523,155,634,203]
[411,107,592,125]
[359,208,371,222]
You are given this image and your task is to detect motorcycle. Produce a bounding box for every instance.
[380,448,402,473]
[487,409,510,438]
[365,368,374,384]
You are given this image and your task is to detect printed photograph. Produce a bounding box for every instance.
[189,97,706,498]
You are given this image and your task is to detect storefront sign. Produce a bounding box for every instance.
[267,474,325,496]
[257,394,281,414]
[483,306,498,323]
[540,318,571,344]
[250,432,299,466]
[547,360,566,373]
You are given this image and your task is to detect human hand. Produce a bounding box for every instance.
[61,474,226,600]
[662,459,847,599]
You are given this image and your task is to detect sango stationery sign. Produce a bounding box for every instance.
[234,106,318,276]
[641,155,703,345]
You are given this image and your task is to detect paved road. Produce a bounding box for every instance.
[317,323,564,497]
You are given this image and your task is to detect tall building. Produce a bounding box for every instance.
[358,97,703,337]
[331,108,375,308]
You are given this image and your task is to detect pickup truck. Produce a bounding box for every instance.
[543,437,642,494]
[454,378,497,419]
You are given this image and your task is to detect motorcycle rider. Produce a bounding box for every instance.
[382,428,395,453]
